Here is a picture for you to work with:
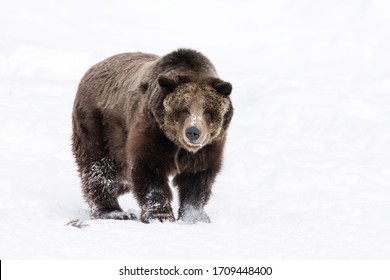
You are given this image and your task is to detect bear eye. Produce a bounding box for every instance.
[179,109,189,117]
[204,110,215,122]
[178,109,189,122]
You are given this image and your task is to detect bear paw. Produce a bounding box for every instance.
[140,207,175,223]
[91,210,138,221]
[178,205,211,224]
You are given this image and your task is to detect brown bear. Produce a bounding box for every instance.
[72,49,233,223]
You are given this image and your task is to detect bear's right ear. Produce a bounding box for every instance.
[158,75,178,93]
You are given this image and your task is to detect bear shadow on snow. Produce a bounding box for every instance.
[72,49,233,224]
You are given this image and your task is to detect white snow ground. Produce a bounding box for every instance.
[1,0,390,259]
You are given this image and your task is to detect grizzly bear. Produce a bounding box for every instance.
[72,49,233,223]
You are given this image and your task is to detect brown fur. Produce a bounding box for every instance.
[72,49,233,223]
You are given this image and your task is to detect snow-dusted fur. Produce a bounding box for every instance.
[72,49,233,223]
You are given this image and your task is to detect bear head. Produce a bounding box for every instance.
[158,74,233,153]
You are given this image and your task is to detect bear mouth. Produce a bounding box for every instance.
[186,142,204,148]
[183,141,204,152]
[180,138,206,153]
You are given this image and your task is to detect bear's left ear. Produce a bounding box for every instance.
[158,74,178,93]
[211,79,232,96]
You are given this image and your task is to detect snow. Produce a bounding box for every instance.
[190,114,201,127]
[1,0,390,259]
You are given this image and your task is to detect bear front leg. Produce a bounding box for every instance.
[173,170,216,224]
[131,162,175,223]
[82,158,137,220]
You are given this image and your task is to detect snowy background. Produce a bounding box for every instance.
[1,0,390,259]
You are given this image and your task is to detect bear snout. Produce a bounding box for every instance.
[185,126,201,142]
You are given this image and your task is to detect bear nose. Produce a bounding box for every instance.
[185,126,201,142]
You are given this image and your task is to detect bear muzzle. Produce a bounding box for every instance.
[182,124,208,152]
[185,126,201,142]
[184,125,205,147]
